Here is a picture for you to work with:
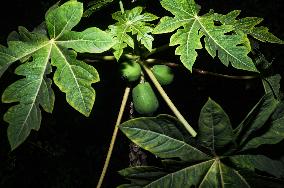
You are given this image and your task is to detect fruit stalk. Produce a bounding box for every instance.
[140,61,197,137]
[96,86,131,188]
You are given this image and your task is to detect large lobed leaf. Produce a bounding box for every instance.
[154,0,282,72]
[120,115,210,162]
[198,98,234,152]
[109,6,158,60]
[0,28,50,78]
[2,46,54,150]
[119,114,251,187]
[230,154,284,178]
[0,45,17,77]
[262,74,282,100]
[118,166,167,187]
[1,0,114,149]
[50,46,99,116]
[241,101,284,151]
[120,115,249,188]
[199,16,256,71]
[119,160,250,187]
[83,0,114,17]
[56,27,113,53]
[45,0,83,39]
[234,92,279,147]
[214,10,284,44]
[119,98,284,187]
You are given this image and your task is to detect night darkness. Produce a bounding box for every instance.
[0,0,284,187]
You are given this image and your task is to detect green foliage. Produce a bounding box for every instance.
[0,1,283,187]
[83,0,114,17]
[119,95,284,187]
[233,92,280,149]
[198,98,234,151]
[2,46,54,150]
[213,10,284,44]
[0,45,16,77]
[109,6,158,60]
[0,0,114,149]
[240,100,284,151]
[153,0,283,72]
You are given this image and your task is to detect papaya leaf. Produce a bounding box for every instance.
[262,74,282,100]
[83,0,114,17]
[250,26,284,44]
[254,53,272,71]
[44,1,60,18]
[45,0,83,39]
[213,10,283,44]
[118,166,167,187]
[109,6,158,60]
[56,27,113,53]
[142,160,217,187]
[1,0,114,149]
[169,19,202,71]
[0,44,17,77]
[234,92,279,146]
[153,0,257,72]
[119,115,210,162]
[119,115,250,187]
[119,155,251,187]
[244,172,284,188]
[120,96,284,186]
[218,162,251,188]
[119,166,166,180]
[198,98,234,152]
[230,155,284,178]
[50,47,99,116]
[241,101,284,151]
[213,10,262,34]
[2,46,54,150]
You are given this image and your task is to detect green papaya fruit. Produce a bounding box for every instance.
[132,82,159,115]
[119,61,141,82]
[152,65,174,85]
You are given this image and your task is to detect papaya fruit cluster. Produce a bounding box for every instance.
[119,60,174,115]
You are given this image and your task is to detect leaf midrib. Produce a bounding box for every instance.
[197,17,253,69]
[199,160,218,186]
[16,44,52,140]
[145,159,215,187]
[185,19,198,60]
[116,12,153,49]
[0,51,18,63]
[164,0,196,18]
[122,126,209,159]
[14,41,50,63]
[53,44,88,112]
[54,8,78,39]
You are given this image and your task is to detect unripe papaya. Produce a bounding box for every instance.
[152,65,174,85]
[119,61,141,82]
[132,82,159,115]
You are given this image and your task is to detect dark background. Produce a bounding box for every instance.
[0,0,283,187]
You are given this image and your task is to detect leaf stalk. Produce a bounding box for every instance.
[140,61,197,137]
[96,86,131,188]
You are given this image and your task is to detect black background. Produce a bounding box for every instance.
[0,0,283,187]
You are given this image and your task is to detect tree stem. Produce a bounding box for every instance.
[96,86,131,188]
[140,61,197,137]
[145,59,258,80]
